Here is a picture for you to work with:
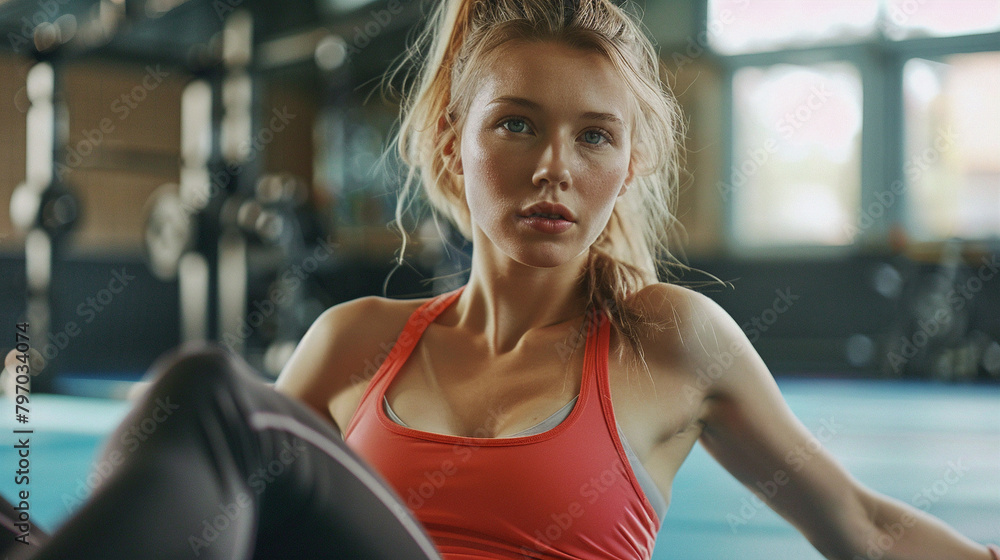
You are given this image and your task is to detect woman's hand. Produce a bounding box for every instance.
[654,283,993,560]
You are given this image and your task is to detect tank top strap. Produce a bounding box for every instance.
[386,284,465,375]
[404,285,466,341]
[584,304,610,394]
[587,303,614,423]
[343,286,465,439]
[589,304,662,526]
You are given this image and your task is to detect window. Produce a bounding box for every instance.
[708,0,1000,54]
[903,52,1000,240]
[708,0,879,54]
[884,0,1000,39]
[731,62,862,246]
[708,0,1000,248]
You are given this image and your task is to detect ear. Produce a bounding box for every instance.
[439,115,463,176]
[619,157,635,197]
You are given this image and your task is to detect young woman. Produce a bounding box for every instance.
[2,1,997,559]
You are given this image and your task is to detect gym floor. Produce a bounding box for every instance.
[2,377,997,559]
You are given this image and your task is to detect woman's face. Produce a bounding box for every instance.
[455,40,635,270]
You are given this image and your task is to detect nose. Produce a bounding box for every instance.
[531,140,572,191]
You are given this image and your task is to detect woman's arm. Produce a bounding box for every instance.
[273,296,388,437]
[651,283,994,560]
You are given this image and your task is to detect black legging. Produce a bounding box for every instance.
[1,342,442,560]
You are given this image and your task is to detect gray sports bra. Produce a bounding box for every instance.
[383,394,668,524]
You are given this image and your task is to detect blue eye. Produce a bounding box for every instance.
[502,119,528,133]
[583,130,607,145]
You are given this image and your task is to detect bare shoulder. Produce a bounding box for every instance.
[627,282,738,359]
[629,281,726,321]
[598,282,746,465]
[625,282,756,399]
[273,293,427,428]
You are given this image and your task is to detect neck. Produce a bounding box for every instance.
[448,238,592,357]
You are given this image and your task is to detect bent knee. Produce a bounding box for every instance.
[144,342,243,393]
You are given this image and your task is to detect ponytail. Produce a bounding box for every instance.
[427,0,473,93]
[582,185,665,380]
[389,0,476,268]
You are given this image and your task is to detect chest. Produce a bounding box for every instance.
[332,322,705,478]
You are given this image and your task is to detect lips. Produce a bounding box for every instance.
[518,201,576,222]
[519,215,574,234]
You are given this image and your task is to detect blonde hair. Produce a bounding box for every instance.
[386,0,706,372]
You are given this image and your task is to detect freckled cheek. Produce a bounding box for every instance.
[462,136,528,212]
[578,155,629,201]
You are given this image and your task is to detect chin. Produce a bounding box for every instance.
[520,258,567,269]
[478,226,586,269]
[510,246,586,270]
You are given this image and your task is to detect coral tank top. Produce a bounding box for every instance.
[344,284,661,559]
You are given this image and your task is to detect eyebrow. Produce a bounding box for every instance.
[487,96,625,126]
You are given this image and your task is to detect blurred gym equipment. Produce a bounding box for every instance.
[10,61,81,393]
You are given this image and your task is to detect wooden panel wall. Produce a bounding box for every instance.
[0,53,30,251]
[0,57,189,255]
